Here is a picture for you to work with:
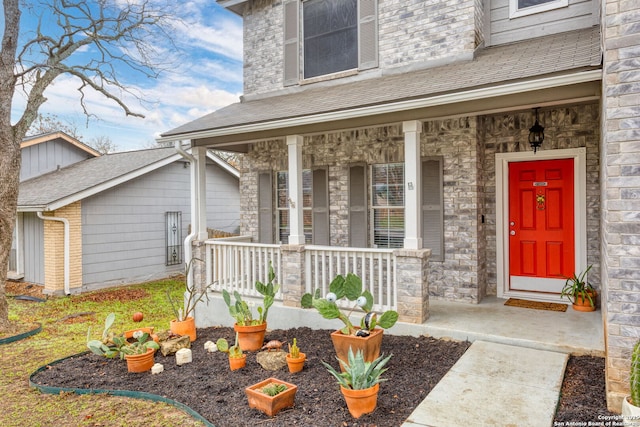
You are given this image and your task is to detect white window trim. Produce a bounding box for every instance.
[276,170,313,244]
[369,163,405,249]
[509,0,568,19]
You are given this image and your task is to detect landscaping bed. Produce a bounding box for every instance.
[31,325,613,426]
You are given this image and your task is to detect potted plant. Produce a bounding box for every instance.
[301,273,398,368]
[216,332,246,371]
[222,263,280,351]
[560,265,597,312]
[322,347,392,419]
[86,314,160,373]
[167,258,211,342]
[622,340,640,424]
[286,338,306,373]
[245,377,298,417]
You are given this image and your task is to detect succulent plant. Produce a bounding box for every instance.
[632,340,640,406]
[288,338,301,359]
[301,273,398,336]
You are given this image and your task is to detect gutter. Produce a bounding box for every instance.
[174,141,197,290]
[37,212,70,295]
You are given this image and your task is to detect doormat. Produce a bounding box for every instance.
[504,298,568,312]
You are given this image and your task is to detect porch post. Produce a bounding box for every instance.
[286,135,305,245]
[394,248,431,323]
[193,146,208,241]
[281,244,306,307]
[403,120,422,250]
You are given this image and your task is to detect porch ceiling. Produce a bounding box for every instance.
[159,26,602,151]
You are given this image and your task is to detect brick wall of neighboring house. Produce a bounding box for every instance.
[239,103,601,303]
[601,0,640,412]
[242,0,479,97]
[42,201,82,295]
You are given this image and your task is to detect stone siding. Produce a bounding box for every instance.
[242,0,480,96]
[601,0,640,412]
[239,104,601,304]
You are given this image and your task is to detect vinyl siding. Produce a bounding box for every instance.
[486,0,598,46]
[20,138,95,181]
[81,160,239,286]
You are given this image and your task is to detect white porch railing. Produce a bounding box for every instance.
[205,237,283,300]
[204,239,398,313]
[304,245,397,313]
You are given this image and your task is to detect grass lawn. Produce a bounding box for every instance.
[0,278,205,427]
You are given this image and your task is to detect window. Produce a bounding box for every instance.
[277,170,313,243]
[283,0,378,85]
[165,211,183,266]
[509,0,568,18]
[370,163,404,248]
[303,0,358,79]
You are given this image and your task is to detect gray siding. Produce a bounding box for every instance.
[81,160,239,287]
[20,138,95,181]
[22,213,44,285]
[486,0,598,46]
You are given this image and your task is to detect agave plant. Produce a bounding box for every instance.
[322,347,392,390]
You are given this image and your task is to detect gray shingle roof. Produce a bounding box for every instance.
[18,147,178,209]
[162,27,601,138]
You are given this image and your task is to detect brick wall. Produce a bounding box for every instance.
[242,0,479,96]
[601,0,640,412]
[42,201,83,295]
[239,104,601,303]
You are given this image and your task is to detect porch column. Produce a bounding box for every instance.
[193,146,208,241]
[286,135,305,245]
[403,120,422,250]
[281,244,305,307]
[394,248,431,323]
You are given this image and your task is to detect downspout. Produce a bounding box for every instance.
[174,141,198,289]
[37,212,70,295]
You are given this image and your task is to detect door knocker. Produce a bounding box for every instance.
[536,192,545,210]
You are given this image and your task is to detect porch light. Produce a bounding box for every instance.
[528,107,545,153]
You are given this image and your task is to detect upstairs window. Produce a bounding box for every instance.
[283,0,378,85]
[510,0,568,18]
[303,0,358,79]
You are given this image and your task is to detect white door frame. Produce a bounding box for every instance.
[496,147,587,302]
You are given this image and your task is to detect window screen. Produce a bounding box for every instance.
[303,0,358,78]
[371,163,404,248]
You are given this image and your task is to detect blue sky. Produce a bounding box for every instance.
[11,1,243,151]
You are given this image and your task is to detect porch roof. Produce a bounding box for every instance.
[159,26,602,147]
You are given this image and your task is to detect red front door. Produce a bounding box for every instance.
[508,159,575,294]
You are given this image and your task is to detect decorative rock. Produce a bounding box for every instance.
[151,363,164,374]
[176,348,193,366]
[256,350,287,371]
[204,341,218,352]
[160,335,191,356]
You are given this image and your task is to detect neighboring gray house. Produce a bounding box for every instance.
[10,132,240,295]
[158,0,639,412]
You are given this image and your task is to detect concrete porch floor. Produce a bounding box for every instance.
[391,296,605,356]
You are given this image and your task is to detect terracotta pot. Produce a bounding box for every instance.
[245,377,297,417]
[622,396,640,426]
[234,322,267,352]
[170,317,196,342]
[331,328,383,371]
[572,290,597,312]
[229,354,247,370]
[340,383,380,418]
[286,352,306,373]
[124,348,155,373]
[124,327,159,343]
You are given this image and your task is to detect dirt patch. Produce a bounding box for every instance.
[30,326,615,426]
[6,281,46,299]
[73,288,149,303]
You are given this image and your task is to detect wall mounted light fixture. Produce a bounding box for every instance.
[528,107,545,153]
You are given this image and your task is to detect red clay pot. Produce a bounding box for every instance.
[234,322,267,352]
[331,328,383,371]
[170,317,196,342]
[340,383,380,418]
[245,378,297,416]
[229,354,247,371]
[286,352,306,373]
[572,290,597,312]
[124,348,155,373]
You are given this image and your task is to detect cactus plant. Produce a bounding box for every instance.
[632,340,640,406]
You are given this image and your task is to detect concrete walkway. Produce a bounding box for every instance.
[402,340,569,427]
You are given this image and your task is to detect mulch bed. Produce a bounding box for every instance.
[30,326,615,426]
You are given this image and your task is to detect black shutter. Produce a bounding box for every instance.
[258,172,274,244]
[349,165,367,247]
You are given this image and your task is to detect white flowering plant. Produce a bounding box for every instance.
[301,273,398,336]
